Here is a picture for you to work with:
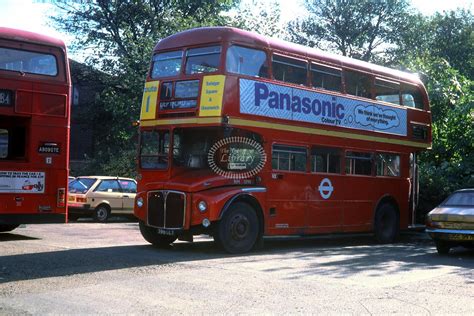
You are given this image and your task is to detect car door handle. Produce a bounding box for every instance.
[123,195,129,198]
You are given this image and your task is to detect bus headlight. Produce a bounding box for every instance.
[198,200,207,213]
[136,197,144,208]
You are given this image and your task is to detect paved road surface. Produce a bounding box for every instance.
[1,222,473,314]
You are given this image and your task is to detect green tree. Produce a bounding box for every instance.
[287,0,412,62]
[403,55,473,214]
[231,0,284,37]
[396,9,474,78]
[53,0,238,176]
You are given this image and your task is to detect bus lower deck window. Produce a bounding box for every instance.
[272,144,307,172]
[311,146,341,174]
[376,153,400,177]
[345,151,373,175]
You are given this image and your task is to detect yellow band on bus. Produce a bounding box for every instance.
[140,80,160,120]
[199,75,226,117]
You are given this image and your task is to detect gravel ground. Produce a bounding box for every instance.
[0,221,473,314]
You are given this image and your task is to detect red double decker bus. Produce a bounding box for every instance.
[134,27,431,253]
[0,28,70,232]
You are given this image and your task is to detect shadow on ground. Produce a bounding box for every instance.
[0,231,472,284]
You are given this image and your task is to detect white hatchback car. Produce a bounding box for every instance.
[68,176,137,222]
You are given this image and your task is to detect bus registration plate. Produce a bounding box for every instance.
[0,89,12,106]
[157,228,175,236]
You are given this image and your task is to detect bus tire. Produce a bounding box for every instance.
[374,203,399,244]
[0,224,19,233]
[139,221,177,247]
[215,202,259,254]
[94,204,110,223]
[435,240,451,255]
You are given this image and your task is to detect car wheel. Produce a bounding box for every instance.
[94,205,110,223]
[139,221,177,247]
[215,202,259,254]
[435,240,451,255]
[374,203,399,244]
[0,224,19,233]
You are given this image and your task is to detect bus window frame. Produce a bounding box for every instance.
[343,68,374,100]
[225,43,270,79]
[271,142,309,173]
[375,77,402,106]
[271,52,309,86]
[0,39,67,83]
[310,145,343,175]
[184,45,222,75]
[344,149,375,177]
[310,62,343,93]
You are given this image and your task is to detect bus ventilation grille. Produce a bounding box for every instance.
[147,190,186,229]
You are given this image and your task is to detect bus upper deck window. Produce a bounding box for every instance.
[375,79,400,105]
[311,63,341,92]
[345,70,372,99]
[151,50,183,78]
[185,46,221,74]
[272,55,307,85]
[226,45,268,77]
[401,84,424,109]
[0,47,58,76]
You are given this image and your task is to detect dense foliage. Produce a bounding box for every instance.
[53,0,237,177]
[54,0,473,218]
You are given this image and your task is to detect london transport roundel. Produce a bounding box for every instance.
[318,178,334,199]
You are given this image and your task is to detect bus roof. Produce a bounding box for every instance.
[154,27,422,86]
[0,27,66,49]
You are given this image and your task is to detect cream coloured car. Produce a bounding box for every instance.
[68,176,137,222]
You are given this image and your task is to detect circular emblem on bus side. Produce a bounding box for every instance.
[318,178,334,199]
[207,136,266,179]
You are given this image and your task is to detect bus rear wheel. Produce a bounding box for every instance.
[139,221,177,247]
[374,203,399,243]
[215,202,259,254]
[0,224,19,233]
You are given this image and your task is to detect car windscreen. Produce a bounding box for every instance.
[443,191,474,206]
[69,178,96,194]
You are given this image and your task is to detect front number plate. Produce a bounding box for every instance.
[0,89,12,106]
[157,228,175,236]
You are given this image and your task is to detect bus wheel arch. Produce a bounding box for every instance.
[215,194,264,253]
[373,196,400,244]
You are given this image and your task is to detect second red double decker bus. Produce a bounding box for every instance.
[0,28,70,232]
[134,27,431,253]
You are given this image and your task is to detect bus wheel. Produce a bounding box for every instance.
[374,203,399,243]
[216,202,259,254]
[435,240,451,255]
[0,224,19,233]
[139,221,177,247]
[94,204,110,223]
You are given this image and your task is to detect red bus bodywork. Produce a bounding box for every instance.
[0,28,70,228]
[135,27,431,253]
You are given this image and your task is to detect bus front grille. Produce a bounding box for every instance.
[147,190,186,229]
